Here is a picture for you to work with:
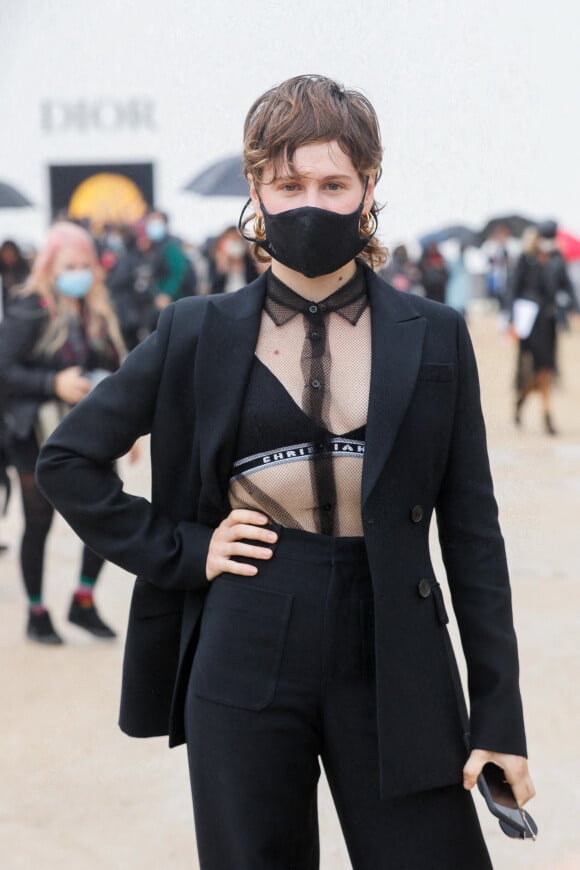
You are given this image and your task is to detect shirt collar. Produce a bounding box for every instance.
[265,264,368,326]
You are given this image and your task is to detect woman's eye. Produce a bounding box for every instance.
[325,183,342,191]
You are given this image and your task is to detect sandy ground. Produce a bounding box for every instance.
[1,305,580,870]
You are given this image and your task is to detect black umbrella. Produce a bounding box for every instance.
[418,224,479,248]
[478,214,536,243]
[183,155,249,198]
[0,180,33,208]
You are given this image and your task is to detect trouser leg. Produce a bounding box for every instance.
[184,548,331,870]
[320,555,492,870]
[322,693,491,869]
[185,692,321,870]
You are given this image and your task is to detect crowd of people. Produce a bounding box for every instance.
[90,215,266,350]
[0,211,269,641]
[380,224,579,437]
[0,202,578,648]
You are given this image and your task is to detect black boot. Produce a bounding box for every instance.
[68,597,117,639]
[27,609,64,645]
[544,412,557,436]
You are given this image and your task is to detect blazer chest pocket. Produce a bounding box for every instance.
[417,363,456,383]
[190,579,293,711]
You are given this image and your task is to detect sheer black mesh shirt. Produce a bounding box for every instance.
[228,265,371,537]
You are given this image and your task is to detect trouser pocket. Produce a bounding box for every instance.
[190,578,293,710]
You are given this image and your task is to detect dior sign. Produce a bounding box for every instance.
[41,99,156,133]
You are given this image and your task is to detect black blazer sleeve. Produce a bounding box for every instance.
[35,302,213,592]
[436,314,526,756]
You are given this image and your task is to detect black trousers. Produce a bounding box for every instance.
[185,528,491,870]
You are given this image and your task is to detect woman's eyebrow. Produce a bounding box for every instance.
[274,172,353,182]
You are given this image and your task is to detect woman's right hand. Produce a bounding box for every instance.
[54,366,92,405]
[206,509,278,581]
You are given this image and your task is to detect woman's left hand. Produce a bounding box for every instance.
[463,748,535,807]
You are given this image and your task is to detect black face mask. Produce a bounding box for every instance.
[239,180,376,279]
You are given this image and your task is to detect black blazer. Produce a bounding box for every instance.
[36,266,526,799]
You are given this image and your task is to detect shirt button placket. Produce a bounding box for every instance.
[304,305,325,421]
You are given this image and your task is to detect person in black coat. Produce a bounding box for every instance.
[417,240,449,303]
[512,222,578,435]
[105,226,155,350]
[0,239,31,315]
[0,221,126,643]
[36,76,534,868]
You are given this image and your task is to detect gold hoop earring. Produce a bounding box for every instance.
[253,215,266,241]
[359,211,377,238]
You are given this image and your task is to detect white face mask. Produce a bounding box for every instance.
[224,239,246,259]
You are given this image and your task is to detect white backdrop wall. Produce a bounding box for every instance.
[1,0,578,249]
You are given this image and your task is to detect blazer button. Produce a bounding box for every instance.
[410,505,424,523]
[417,578,431,598]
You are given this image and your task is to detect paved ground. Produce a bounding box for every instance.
[1,305,579,869]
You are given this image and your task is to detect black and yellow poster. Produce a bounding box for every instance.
[49,163,154,230]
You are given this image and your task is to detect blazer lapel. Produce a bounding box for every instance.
[362,271,426,506]
[195,275,267,517]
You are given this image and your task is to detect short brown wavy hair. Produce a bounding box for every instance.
[242,74,387,269]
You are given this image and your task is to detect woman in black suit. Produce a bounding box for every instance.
[37,76,534,868]
[0,221,125,643]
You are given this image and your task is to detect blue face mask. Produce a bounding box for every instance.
[56,269,94,298]
[106,235,124,252]
[146,219,166,242]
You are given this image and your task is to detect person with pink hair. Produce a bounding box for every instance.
[0,221,126,643]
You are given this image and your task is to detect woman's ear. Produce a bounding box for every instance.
[363,174,376,213]
[248,175,262,216]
